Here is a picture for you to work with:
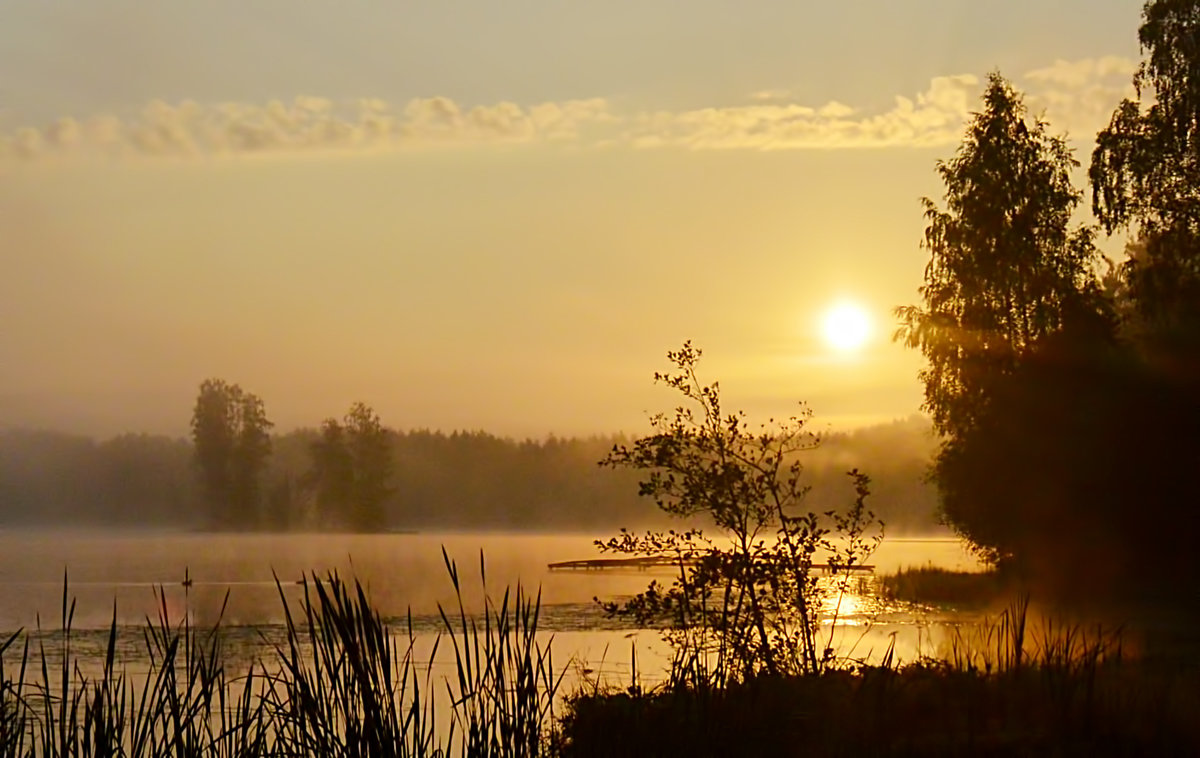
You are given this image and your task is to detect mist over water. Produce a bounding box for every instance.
[0,529,984,686]
[0,415,971,681]
[0,531,981,632]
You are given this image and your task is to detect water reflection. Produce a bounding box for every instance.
[0,531,985,684]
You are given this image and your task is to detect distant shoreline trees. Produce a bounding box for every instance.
[0,418,940,533]
[190,379,274,530]
[307,402,394,532]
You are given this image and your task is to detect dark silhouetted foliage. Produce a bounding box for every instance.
[935,330,1200,597]
[900,40,1200,606]
[897,75,1111,578]
[599,343,883,680]
[896,73,1106,439]
[1092,0,1200,362]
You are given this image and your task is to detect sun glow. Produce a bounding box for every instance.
[821,301,872,353]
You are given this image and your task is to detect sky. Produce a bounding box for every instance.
[0,0,1146,439]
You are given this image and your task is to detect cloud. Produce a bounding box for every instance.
[0,96,615,162]
[748,89,793,102]
[628,75,980,150]
[1021,56,1138,137]
[622,60,1137,152]
[0,56,1141,163]
[628,59,1139,151]
[1024,56,1136,89]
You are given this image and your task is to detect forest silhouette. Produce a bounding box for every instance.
[0,415,938,534]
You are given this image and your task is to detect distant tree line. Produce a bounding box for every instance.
[0,414,940,534]
[191,379,274,530]
[188,381,398,532]
[0,430,194,527]
[896,0,1200,601]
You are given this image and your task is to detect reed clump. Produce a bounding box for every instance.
[0,552,563,757]
[880,564,1008,608]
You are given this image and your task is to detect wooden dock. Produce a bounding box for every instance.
[547,557,874,573]
[547,556,690,571]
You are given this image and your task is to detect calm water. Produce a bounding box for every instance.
[0,530,985,685]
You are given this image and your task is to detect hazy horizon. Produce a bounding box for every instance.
[1,1,1142,439]
[0,408,932,444]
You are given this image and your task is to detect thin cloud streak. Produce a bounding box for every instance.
[0,96,615,162]
[635,75,979,150]
[0,57,1137,163]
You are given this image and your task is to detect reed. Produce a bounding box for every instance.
[0,556,563,757]
[879,564,1006,608]
[0,575,271,757]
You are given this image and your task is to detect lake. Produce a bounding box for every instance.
[0,530,985,687]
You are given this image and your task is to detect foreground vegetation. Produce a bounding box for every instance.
[0,557,560,758]
[0,574,1196,757]
[561,642,1200,756]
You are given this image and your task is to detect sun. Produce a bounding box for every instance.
[821,301,872,353]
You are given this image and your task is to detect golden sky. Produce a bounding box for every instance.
[0,1,1144,437]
